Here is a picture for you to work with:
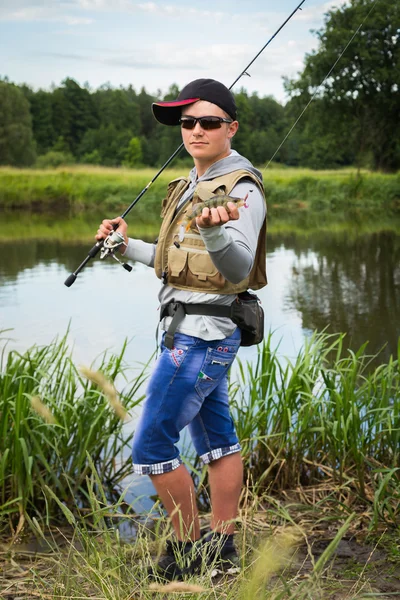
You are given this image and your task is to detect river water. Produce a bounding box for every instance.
[2,229,399,363]
[1,227,399,512]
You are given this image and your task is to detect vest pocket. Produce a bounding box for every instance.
[187,251,225,289]
[167,246,226,290]
[168,246,188,279]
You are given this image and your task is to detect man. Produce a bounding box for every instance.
[96,78,267,579]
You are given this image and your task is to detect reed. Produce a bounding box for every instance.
[231,332,400,525]
[0,331,148,531]
[1,332,399,598]
[1,330,398,535]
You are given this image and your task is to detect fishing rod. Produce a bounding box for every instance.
[64,0,306,288]
[264,0,379,170]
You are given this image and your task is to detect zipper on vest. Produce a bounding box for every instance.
[169,245,209,255]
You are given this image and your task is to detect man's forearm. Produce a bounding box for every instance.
[123,239,156,267]
[198,226,253,283]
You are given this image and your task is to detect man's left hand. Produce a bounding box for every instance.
[196,201,240,229]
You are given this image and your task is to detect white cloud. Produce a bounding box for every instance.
[0,0,93,23]
[0,0,353,101]
[42,42,252,72]
[39,38,309,87]
[295,0,348,26]
[0,0,349,28]
[0,0,229,24]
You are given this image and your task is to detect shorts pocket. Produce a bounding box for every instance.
[195,342,239,399]
[161,336,190,368]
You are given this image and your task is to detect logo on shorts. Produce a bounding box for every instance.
[198,371,213,381]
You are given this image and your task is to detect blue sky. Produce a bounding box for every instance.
[1,0,346,102]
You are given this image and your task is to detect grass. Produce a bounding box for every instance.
[0,330,399,598]
[2,484,399,599]
[1,330,398,533]
[231,332,399,527]
[0,330,149,534]
[0,166,399,225]
[0,165,399,243]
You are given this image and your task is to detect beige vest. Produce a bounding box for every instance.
[154,169,267,294]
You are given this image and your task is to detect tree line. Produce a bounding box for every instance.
[0,79,291,169]
[0,0,398,172]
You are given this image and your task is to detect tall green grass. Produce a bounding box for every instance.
[1,166,399,222]
[231,332,400,526]
[1,330,399,536]
[1,331,399,599]
[0,332,148,531]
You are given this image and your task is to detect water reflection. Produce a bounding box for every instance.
[274,231,400,360]
[1,230,399,365]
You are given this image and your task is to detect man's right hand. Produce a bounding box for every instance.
[95,217,128,253]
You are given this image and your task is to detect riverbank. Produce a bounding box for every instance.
[2,503,399,599]
[1,332,399,597]
[1,166,399,228]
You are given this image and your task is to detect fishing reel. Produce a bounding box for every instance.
[100,230,132,272]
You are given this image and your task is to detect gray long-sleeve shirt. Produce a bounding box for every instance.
[123,152,266,340]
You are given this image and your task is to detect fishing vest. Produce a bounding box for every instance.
[154,169,267,294]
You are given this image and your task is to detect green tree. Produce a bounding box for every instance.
[78,124,133,166]
[231,89,252,157]
[81,149,101,165]
[0,82,36,166]
[51,78,99,154]
[232,90,286,165]
[123,137,143,167]
[137,87,158,138]
[23,88,56,154]
[92,85,140,133]
[282,97,355,168]
[285,0,400,171]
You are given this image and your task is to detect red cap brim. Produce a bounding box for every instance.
[152,97,200,126]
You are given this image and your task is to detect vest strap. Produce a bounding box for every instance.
[160,301,232,349]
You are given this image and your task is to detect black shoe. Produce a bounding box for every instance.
[148,534,240,581]
[148,539,201,581]
[202,533,241,577]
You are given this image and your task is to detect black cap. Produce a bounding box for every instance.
[152,78,237,126]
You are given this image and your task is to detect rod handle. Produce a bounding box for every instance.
[64,273,77,287]
[88,242,102,258]
[64,242,103,287]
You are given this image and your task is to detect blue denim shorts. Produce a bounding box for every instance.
[132,327,241,475]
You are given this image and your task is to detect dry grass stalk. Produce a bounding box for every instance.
[241,527,302,599]
[30,396,56,424]
[148,582,207,593]
[79,366,128,421]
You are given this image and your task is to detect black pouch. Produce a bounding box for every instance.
[231,291,264,347]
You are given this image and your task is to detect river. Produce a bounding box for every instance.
[1,226,399,514]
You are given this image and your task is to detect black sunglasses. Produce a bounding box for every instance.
[179,116,233,130]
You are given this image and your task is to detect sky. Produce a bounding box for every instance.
[0,0,347,102]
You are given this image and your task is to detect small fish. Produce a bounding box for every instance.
[178,193,249,241]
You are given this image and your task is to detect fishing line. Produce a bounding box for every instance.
[264,0,379,170]
[64,0,307,286]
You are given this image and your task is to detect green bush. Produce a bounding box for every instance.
[36,150,76,168]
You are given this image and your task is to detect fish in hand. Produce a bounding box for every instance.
[178,193,249,241]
